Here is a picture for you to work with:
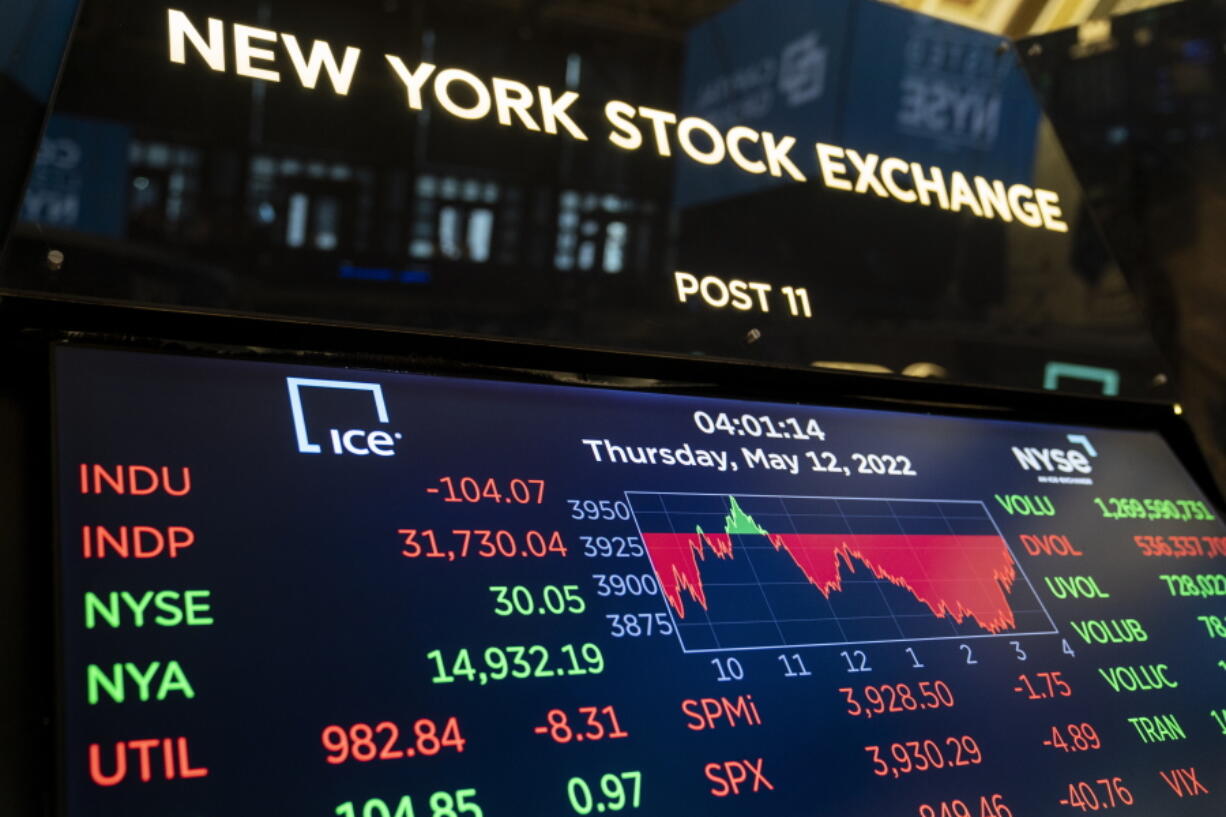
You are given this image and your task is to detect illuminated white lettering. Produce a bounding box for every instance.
[725,126,765,174]
[167,9,225,72]
[491,77,540,131]
[881,157,916,203]
[847,149,887,197]
[747,281,772,311]
[815,143,852,191]
[384,57,436,109]
[280,34,361,95]
[675,274,775,312]
[803,139,1063,231]
[762,133,805,181]
[948,171,983,217]
[604,100,642,150]
[638,107,677,157]
[674,271,700,303]
[911,163,949,210]
[701,276,730,308]
[677,117,725,165]
[1007,184,1042,228]
[1035,188,1069,232]
[233,23,280,83]
[728,280,754,311]
[975,176,1012,222]
[433,68,491,120]
[538,87,588,140]
[161,20,1073,234]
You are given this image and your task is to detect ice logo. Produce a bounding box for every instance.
[286,377,400,456]
[777,32,826,107]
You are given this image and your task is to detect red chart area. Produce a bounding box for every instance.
[641,531,1017,634]
[628,493,1051,650]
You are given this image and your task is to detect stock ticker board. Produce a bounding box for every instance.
[55,347,1226,816]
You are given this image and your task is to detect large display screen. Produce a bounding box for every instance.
[56,346,1226,815]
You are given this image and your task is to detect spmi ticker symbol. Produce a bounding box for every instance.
[286,377,401,456]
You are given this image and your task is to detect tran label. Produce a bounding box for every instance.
[286,377,400,456]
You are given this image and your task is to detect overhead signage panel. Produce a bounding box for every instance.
[0,0,1167,397]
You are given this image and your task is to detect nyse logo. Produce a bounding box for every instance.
[286,377,400,456]
[1012,434,1097,474]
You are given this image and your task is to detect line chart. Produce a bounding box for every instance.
[625,492,1058,653]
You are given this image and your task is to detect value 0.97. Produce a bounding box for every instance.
[567,771,642,815]
[428,644,604,684]
[399,529,567,560]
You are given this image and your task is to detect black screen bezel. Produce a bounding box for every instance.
[1,293,1221,816]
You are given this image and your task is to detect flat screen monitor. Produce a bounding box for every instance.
[54,344,1226,815]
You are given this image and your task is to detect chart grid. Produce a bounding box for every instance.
[625,492,1059,653]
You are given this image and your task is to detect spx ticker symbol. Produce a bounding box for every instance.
[286,377,401,456]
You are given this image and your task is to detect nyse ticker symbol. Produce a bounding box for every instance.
[286,377,400,456]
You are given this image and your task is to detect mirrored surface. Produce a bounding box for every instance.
[1,0,1169,397]
[1020,0,1226,491]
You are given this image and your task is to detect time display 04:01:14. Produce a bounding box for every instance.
[694,411,826,441]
